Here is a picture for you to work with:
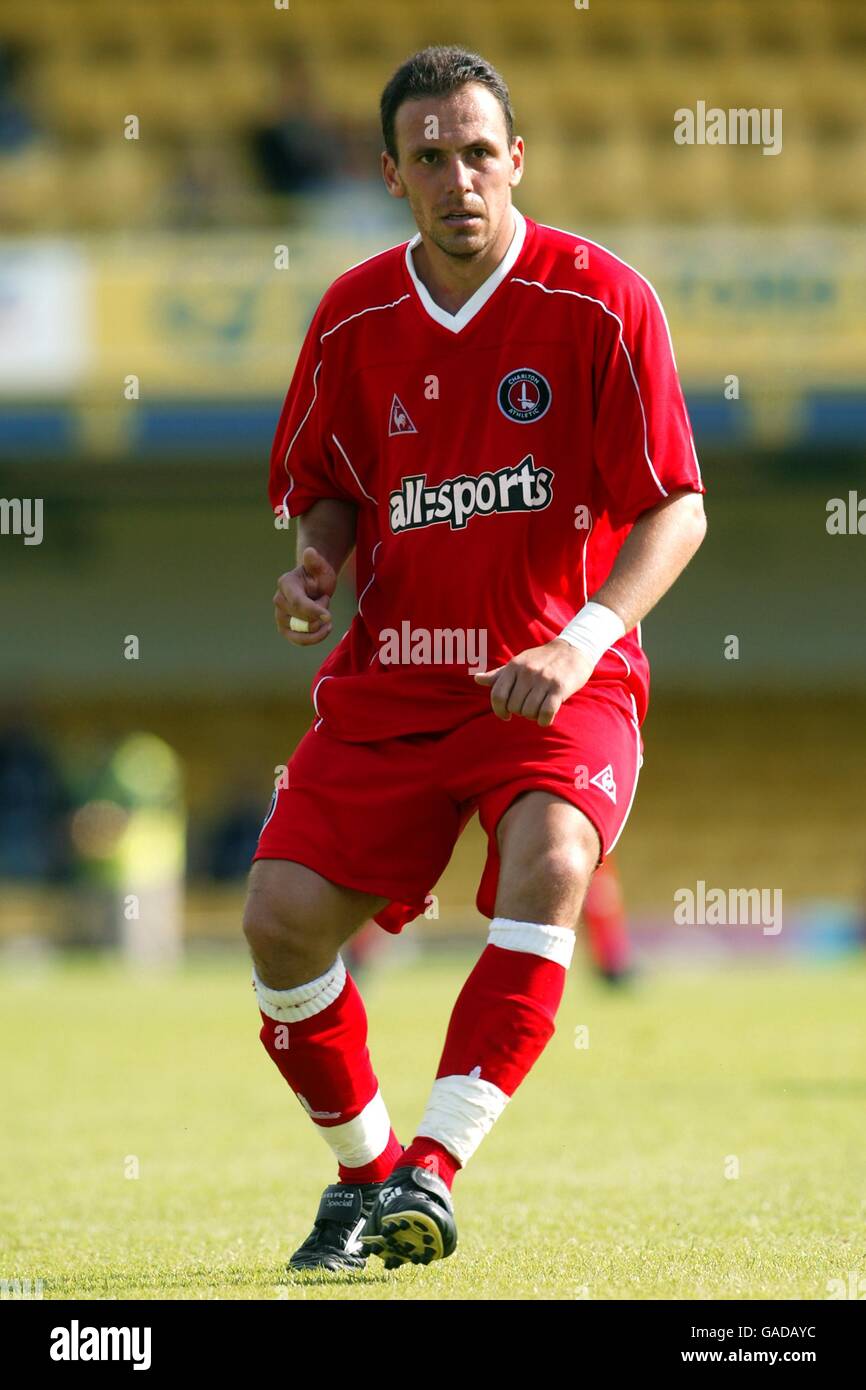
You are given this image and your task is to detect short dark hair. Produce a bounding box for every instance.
[380,45,514,162]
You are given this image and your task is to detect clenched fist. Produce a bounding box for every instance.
[274,546,336,646]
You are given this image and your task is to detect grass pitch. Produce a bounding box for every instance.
[1,947,864,1300]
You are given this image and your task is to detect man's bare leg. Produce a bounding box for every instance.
[364,792,600,1267]
[494,790,600,925]
[243,858,387,988]
[242,859,404,1268]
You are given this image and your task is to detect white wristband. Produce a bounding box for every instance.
[556,601,626,666]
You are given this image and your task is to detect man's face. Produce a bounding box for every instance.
[382,82,524,260]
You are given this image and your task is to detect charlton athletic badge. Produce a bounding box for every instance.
[497,368,552,423]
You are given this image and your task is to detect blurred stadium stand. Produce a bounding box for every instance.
[1,0,866,229]
[1,0,864,453]
[0,0,864,949]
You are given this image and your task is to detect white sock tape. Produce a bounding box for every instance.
[488,917,576,969]
[304,1088,392,1166]
[416,1074,510,1167]
[253,956,347,1023]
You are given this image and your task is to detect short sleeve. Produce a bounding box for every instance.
[268,299,357,520]
[592,276,705,530]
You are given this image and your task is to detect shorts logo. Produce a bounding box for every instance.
[389,454,553,533]
[590,764,617,805]
[498,368,552,423]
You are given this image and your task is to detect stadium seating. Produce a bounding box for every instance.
[0,0,863,230]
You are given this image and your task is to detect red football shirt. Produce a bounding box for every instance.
[268,209,705,742]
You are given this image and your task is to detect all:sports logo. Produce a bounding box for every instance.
[389,455,554,533]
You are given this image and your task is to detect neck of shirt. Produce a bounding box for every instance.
[405,207,528,334]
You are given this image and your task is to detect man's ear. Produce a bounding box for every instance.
[381,152,406,199]
[509,136,525,188]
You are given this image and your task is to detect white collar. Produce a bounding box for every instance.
[405,207,527,333]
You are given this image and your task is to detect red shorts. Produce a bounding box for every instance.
[253,680,643,934]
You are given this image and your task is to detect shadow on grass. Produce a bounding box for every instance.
[281,1267,394,1289]
[50,1262,398,1297]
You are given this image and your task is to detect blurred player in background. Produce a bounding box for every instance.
[582,855,633,982]
[345,854,633,984]
[242,46,705,1272]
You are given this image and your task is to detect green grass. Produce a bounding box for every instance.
[1,948,864,1300]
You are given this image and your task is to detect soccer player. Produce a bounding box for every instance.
[582,855,633,983]
[243,46,707,1272]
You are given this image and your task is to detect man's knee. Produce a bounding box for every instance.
[242,890,304,963]
[516,838,596,900]
[243,862,315,960]
[242,859,387,982]
[495,792,601,923]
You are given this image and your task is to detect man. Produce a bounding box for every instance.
[243,46,706,1273]
[581,855,633,983]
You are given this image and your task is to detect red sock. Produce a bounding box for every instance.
[395,1138,461,1189]
[254,958,401,1184]
[435,940,567,1090]
[399,920,574,1187]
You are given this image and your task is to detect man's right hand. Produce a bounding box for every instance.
[274,546,337,646]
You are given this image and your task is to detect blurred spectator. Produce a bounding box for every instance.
[248,60,340,196]
[203,798,263,881]
[0,43,38,155]
[194,773,271,882]
[0,717,71,880]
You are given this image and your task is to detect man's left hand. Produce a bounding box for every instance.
[473,639,596,726]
